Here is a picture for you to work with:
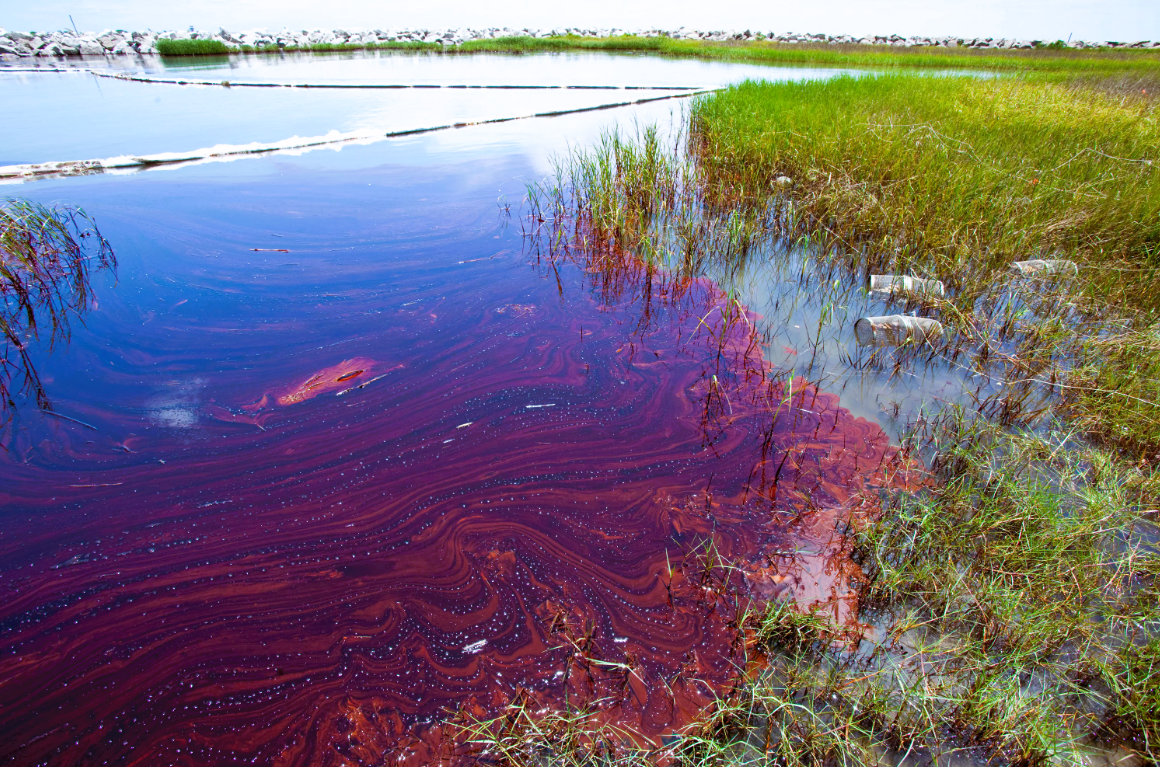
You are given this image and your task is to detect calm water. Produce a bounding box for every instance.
[0,52,939,765]
[0,50,855,166]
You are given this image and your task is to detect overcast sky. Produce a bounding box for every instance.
[5,0,1158,42]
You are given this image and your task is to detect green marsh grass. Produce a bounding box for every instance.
[155,38,231,55]
[237,40,445,53]
[689,72,1160,457]
[169,33,1160,75]
[462,36,1160,75]
[508,67,1160,764]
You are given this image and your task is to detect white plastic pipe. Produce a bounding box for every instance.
[1010,259,1078,277]
[869,274,946,298]
[854,315,943,346]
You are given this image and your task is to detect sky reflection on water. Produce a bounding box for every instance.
[0,50,857,166]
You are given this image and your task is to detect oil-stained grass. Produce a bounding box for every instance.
[453,423,1158,765]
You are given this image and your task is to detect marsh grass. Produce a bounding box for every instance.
[237,40,444,53]
[689,74,1160,307]
[459,36,1160,76]
[0,199,114,413]
[510,68,1160,765]
[855,413,1159,760]
[156,38,447,55]
[172,34,1160,75]
[688,72,1160,457]
[155,38,231,55]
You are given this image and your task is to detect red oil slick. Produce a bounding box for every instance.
[0,260,916,766]
[275,358,377,405]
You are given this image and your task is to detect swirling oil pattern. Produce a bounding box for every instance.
[0,158,914,766]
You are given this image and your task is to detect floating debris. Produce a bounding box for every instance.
[462,639,488,654]
[1009,259,1079,277]
[275,358,378,405]
[495,303,537,317]
[41,410,99,431]
[334,369,397,397]
[869,274,945,298]
[854,314,943,346]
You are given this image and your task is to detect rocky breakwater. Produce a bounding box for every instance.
[0,28,157,56]
[0,26,1156,57]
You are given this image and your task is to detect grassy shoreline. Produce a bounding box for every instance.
[497,65,1160,764]
[689,72,1160,457]
[157,34,1160,74]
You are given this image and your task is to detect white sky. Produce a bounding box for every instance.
[5,0,1158,43]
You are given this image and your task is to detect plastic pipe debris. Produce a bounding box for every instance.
[854,315,943,347]
[869,274,945,298]
[1009,259,1078,277]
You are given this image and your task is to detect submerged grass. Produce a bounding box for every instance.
[498,65,1160,765]
[856,414,1159,761]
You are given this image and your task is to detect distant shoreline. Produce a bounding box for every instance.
[1,26,1157,58]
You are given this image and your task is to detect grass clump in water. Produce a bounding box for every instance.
[0,199,114,413]
[854,414,1159,762]
[156,38,231,56]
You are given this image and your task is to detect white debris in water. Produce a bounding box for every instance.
[525,403,555,409]
[456,422,472,428]
[0,128,385,182]
[462,639,488,654]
